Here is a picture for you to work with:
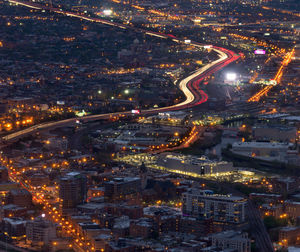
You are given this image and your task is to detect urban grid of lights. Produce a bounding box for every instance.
[248,48,295,102]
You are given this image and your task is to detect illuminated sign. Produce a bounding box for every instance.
[184,39,191,44]
[204,45,212,49]
[254,49,266,55]
[131,109,140,114]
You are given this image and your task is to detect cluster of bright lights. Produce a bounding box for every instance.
[226,72,237,81]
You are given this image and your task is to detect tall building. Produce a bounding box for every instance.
[59,172,87,211]
[182,189,247,224]
[139,162,148,190]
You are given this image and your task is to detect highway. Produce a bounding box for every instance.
[3,0,240,143]
[3,0,239,142]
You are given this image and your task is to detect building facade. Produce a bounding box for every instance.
[59,172,87,211]
[182,189,247,224]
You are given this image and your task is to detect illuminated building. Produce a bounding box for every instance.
[182,189,247,224]
[59,172,87,212]
[158,153,235,176]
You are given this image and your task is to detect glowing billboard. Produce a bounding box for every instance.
[254,49,266,55]
[131,109,140,114]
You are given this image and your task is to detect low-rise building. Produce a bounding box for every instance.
[232,141,292,163]
[104,177,141,202]
[252,125,297,143]
[2,218,26,239]
[8,189,32,208]
[130,218,154,238]
[279,226,300,246]
[285,201,300,220]
[211,230,251,252]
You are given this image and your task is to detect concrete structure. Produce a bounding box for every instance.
[182,189,247,224]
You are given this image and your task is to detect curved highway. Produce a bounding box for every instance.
[3,0,240,142]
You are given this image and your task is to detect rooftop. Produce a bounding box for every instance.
[232,141,291,149]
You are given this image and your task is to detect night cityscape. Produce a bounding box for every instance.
[0,0,299,251]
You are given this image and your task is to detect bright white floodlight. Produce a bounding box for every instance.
[103,9,112,16]
[226,72,237,81]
